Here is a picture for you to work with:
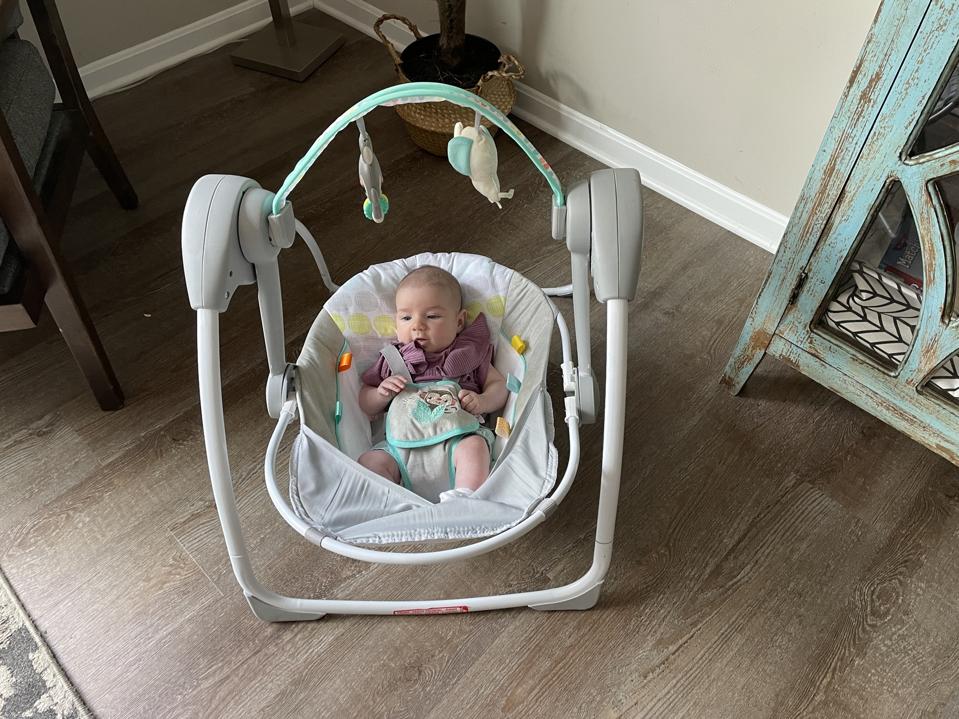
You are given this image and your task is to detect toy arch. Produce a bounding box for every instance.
[272,81,565,216]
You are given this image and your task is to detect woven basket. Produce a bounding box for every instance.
[373,14,525,155]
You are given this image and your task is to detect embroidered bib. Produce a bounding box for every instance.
[385,380,479,448]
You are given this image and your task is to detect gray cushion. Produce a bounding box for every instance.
[1,3,22,42]
[0,39,52,178]
[0,36,54,295]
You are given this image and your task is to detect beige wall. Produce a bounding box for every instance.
[384,0,880,216]
[19,0,880,216]
[19,0,239,67]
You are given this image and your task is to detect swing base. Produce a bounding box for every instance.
[246,593,325,622]
[528,582,602,611]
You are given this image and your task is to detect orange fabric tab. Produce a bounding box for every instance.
[337,352,353,372]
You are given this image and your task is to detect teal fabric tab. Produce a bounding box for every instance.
[506,373,521,394]
[334,400,342,423]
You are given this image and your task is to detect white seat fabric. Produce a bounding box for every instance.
[289,253,559,544]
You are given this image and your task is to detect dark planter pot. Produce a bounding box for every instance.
[399,33,502,88]
[373,14,524,155]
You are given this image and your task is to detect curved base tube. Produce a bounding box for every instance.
[194,299,628,621]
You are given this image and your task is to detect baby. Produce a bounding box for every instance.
[358,266,508,500]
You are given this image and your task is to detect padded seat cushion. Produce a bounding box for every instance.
[290,253,559,544]
[0,36,55,294]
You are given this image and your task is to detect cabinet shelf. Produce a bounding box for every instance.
[821,261,959,402]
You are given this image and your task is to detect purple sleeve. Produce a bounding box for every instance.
[444,314,492,379]
[459,313,490,346]
[361,354,390,386]
[476,343,493,389]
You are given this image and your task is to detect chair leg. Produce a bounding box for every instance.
[44,275,124,410]
[25,0,138,210]
[86,128,138,210]
[1,88,124,411]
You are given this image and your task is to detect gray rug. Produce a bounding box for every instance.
[0,567,92,718]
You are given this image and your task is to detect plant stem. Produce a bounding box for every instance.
[436,0,466,68]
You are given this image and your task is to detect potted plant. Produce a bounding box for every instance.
[374,2,524,155]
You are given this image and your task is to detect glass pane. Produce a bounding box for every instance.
[924,350,959,405]
[820,181,923,368]
[932,174,959,317]
[908,61,959,156]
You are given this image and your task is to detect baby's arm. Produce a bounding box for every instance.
[458,365,508,416]
[359,375,407,416]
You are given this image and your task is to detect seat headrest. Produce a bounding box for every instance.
[321,252,517,372]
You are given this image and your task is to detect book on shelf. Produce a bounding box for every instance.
[879,209,923,289]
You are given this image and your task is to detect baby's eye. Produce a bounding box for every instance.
[400,315,411,321]
[427,314,441,320]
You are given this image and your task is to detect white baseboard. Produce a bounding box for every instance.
[79,0,313,100]
[78,0,788,253]
[314,0,787,253]
[509,85,788,253]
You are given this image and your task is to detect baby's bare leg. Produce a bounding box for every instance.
[358,450,401,483]
[453,435,490,491]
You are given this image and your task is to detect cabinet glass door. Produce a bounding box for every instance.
[908,64,959,157]
[779,5,959,410]
[819,179,923,371]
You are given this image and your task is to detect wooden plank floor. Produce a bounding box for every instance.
[4,11,959,718]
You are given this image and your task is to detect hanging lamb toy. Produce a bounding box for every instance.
[447,115,515,208]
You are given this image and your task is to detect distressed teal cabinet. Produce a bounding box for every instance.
[725,0,959,464]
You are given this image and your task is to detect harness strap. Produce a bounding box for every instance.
[380,344,412,382]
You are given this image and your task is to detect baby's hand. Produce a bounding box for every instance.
[378,375,407,397]
[458,389,484,415]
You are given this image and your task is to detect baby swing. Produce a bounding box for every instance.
[182,82,643,621]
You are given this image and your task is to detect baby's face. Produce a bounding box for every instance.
[395,283,465,352]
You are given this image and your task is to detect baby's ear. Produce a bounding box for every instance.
[457,308,467,330]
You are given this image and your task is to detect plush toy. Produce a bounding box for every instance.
[447,121,515,208]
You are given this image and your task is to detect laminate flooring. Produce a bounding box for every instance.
[3,11,959,719]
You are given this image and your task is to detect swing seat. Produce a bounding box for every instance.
[284,252,561,544]
[183,81,642,618]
